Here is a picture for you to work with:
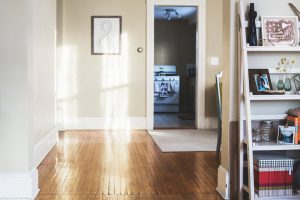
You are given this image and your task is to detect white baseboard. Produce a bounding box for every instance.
[34,128,58,168]
[0,129,58,199]
[0,168,39,199]
[61,117,147,130]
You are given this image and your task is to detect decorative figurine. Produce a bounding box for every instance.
[248,3,258,46]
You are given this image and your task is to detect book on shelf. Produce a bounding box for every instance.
[287,116,300,144]
[277,125,296,145]
[254,153,294,197]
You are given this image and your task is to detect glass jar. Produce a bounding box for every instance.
[252,128,262,142]
[260,121,273,142]
[277,79,284,90]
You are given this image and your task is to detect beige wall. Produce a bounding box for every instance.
[206,0,223,117]
[57,0,146,121]
[57,0,223,122]
[0,0,56,172]
[0,0,31,172]
[32,0,57,145]
[221,0,231,172]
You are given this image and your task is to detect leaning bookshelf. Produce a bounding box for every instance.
[238,1,300,200]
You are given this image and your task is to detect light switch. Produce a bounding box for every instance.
[210,57,220,66]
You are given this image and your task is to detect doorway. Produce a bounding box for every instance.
[153,6,197,129]
[146,0,206,130]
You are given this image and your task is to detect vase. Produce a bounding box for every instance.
[260,121,273,142]
[284,77,292,91]
[248,3,257,46]
[276,79,284,90]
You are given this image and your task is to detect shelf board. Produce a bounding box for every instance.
[254,193,300,200]
[243,20,300,29]
[268,68,300,74]
[249,95,300,101]
[244,184,300,199]
[246,46,300,52]
[243,114,287,120]
[252,141,300,151]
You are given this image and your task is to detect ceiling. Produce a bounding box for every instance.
[154,6,197,21]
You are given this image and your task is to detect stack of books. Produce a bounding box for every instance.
[254,154,294,197]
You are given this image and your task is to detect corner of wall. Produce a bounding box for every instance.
[33,127,59,168]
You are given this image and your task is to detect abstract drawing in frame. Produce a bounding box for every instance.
[91,16,122,55]
[261,16,299,47]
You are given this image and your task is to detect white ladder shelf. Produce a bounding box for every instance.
[238,1,300,200]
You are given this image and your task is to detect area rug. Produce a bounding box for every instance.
[148,129,217,152]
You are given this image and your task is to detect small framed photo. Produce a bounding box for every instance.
[277,125,296,144]
[249,69,273,94]
[261,16,299,47]
[91,16,122,55]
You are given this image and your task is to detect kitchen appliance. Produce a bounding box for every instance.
[154,65,180,113]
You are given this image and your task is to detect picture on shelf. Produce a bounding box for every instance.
[254,74,270,91]
[249,69,273,94]
[277,125,296,144]
[261,16,299,47]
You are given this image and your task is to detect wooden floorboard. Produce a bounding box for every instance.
[36,130,221,200]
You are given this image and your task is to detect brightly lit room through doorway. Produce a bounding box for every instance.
[153,6,197,129]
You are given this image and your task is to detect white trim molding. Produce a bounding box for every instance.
[0,168,39,199]
[34,128,59,168]
[204,117,218,129]
[61,117,147,130]
[146,0,207,130]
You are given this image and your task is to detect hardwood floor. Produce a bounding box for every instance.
[36,130,221,200]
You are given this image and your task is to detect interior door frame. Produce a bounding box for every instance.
[146,0,207,130]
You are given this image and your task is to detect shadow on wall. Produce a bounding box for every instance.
[56,33,133,130]
[205,83,218,117]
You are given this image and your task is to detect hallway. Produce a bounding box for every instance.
[36,131,220,200]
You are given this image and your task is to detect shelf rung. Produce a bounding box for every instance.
[254,194,300,200]
[243,20,300,28]
[246,46,300,52]
[243,114,287,120]
[252,141,300,151]
[249,95,300,101]
[244,140,300,150]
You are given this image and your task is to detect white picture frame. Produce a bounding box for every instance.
[261,16,299,47]
[91,16,122,55]
[277,125,296,144]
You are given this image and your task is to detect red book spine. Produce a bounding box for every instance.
[257,171,293,186]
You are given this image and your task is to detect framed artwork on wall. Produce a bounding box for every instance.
[261,16,299,47]
[91,16,122,55]
[248,69,273,94]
